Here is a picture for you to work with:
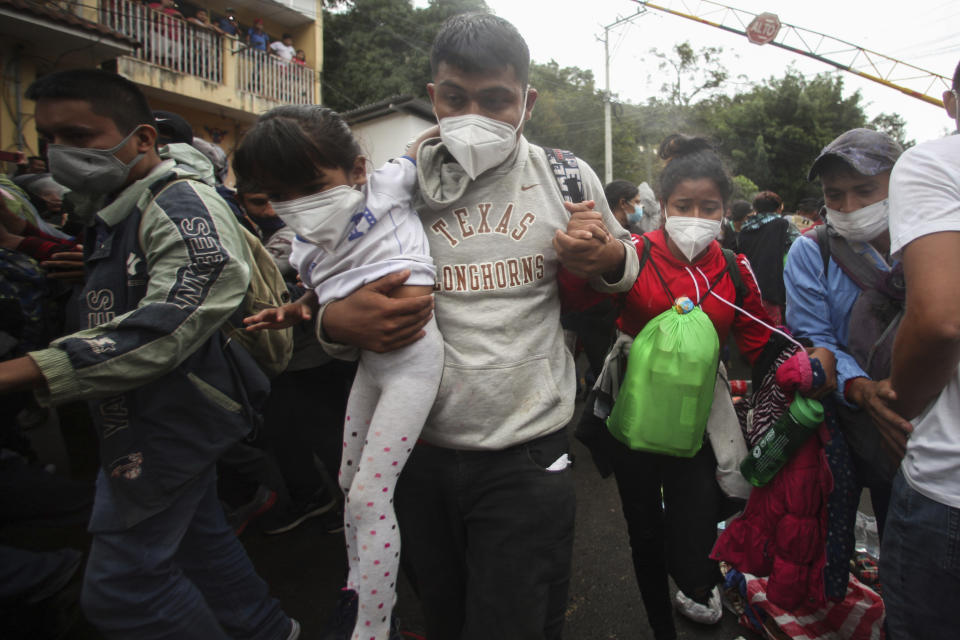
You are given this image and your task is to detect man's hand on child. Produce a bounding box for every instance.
[323,270,433,353]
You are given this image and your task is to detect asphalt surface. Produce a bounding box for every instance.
[15,400,763,640]
[242,401,761,640]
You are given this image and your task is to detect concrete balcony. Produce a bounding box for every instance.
[99,0,317,120]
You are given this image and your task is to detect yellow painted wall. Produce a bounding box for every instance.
[0,45,39,162]
[147,96,248,186]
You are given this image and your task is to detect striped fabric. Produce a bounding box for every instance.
[741,572,884,640]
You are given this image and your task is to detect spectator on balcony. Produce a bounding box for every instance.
[187,8,225,35]
[293,49,306,66]
[247,18,269,53]
[217,7,239,37]
[148,0,182,19]
[270,34,296,62]
[148,0,184,68]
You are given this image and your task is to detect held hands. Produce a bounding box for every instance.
[554,201,623,279]
[848,377,913,463]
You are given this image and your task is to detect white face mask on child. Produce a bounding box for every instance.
[270,186,366,247]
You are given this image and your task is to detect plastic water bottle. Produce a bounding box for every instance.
[739,395,824,487]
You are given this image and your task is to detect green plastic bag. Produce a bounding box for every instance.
[607,300,720,457]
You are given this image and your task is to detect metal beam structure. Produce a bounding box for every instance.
[632,0,951,108]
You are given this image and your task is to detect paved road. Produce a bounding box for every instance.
[243,403,761,640]
[17,400,761,639]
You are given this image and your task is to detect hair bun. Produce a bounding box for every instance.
[658,134,714,162]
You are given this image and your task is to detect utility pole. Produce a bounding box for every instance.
[600,8,647,184]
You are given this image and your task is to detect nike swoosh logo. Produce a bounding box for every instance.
[521,184,539,191]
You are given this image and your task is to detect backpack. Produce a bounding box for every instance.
[225,225,294,377]
[812,224,904,481]
[607,298,720,456]
[607,239,746,457]
[147,176,294,378]
[545,148,584,203]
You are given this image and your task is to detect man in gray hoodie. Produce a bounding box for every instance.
[318,14,637,639]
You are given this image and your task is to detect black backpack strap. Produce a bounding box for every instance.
[816,224,886,291]
[544,148,584,204]
[721,248,747,309]
[637,235,652,274]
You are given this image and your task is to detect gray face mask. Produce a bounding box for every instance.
[47,128,146,194]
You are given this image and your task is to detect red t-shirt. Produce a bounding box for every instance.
[559,229,773,364]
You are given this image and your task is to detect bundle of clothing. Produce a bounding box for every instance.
[711,338,880,637]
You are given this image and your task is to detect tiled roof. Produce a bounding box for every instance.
[343,95,434,124]
[0,0,140,47]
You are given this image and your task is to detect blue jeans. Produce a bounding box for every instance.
[881,470,960,640]
[81,468,291,639]
[395,428,576,640]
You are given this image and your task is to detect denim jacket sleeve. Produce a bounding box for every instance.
[784,235,868,407]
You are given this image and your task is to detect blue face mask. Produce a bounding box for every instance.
[626,204,644,226]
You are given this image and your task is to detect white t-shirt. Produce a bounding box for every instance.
[270,41,296,61]
[287,157,435,305]
[888,133,960,508]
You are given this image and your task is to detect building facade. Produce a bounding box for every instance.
[1,0,323,183]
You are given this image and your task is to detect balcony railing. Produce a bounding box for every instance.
[237,47,314,105]
[100,0,223,83]
[99,0,315,104]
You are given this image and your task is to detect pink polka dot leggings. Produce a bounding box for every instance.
[340,317,443,640]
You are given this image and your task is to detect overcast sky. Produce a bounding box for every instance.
[416,0,959,144]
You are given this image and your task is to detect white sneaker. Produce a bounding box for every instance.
[674,586,723,624]
[285,618,301,640]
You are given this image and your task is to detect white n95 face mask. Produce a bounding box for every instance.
[665,215,721,262]
[270,185,366,247]
[825,199,888,243]
[437,91,527,180]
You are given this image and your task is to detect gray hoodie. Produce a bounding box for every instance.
[321,136,638,450]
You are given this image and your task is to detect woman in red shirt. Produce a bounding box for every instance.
[562,135,772,639]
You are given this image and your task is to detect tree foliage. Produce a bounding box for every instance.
[691,70,869,206]
[321,7,884,208]
[321,0,489,112]
[650,41,737,107]
[524,61,647,181]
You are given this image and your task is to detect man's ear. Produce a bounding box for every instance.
[944,89,958,119]
[427,83,436,105]
[350,155,368,186]
[136,125,158,152]
[523,86,539,120]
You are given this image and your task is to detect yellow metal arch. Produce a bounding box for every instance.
[634,0,951,107]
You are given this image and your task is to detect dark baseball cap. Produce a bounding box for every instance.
[808,128,903,181]
[153,110,194,146]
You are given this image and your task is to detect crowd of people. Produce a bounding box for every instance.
[116,0,309,82]
[0,10,958,640]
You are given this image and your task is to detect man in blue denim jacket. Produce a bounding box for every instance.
[784,128,908,532]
